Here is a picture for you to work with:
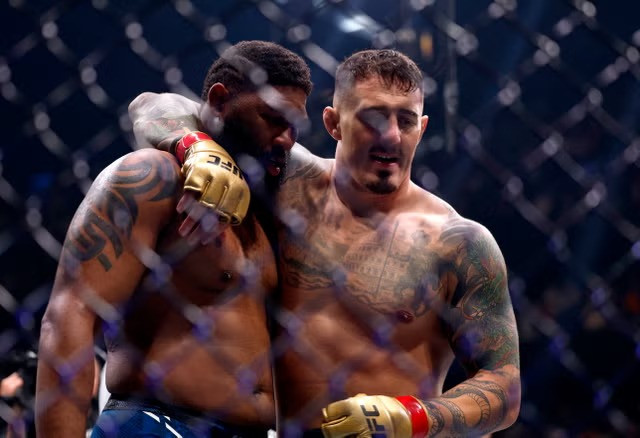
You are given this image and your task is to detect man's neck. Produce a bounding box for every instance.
[331,163,412,219]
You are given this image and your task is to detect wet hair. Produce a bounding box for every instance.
[201,40,313,100]
[334,49,423,98]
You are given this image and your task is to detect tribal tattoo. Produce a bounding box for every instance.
[62,153,177,272]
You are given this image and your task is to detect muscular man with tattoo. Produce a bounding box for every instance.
[35,41,311,437]
[129,49,521,437]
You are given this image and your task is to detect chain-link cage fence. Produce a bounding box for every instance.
[1,0,639,436]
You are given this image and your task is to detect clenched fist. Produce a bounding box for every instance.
[322,394,430,438]
[177,131,250,225]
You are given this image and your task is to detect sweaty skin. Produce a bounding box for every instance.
[126,75,521,436]
[275,146,519,433]
[36,149,276,437]
[272,77,520,434]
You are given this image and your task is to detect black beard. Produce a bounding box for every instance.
[217,117,262,158]
[218,117,288,193]
[365,170,396,194]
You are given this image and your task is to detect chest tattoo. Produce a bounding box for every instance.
[282,220,441,316]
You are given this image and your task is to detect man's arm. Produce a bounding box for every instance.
[128,93,250,231]
[129,92,201,151]
[35,149,179,437]
[423,220,520,436]
[321,221,520,438]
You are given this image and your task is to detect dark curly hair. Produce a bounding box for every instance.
[334,49,423,98]
[201,40,313,100]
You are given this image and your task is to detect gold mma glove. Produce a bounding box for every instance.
[322,394,430,438]
[175,131,250,225]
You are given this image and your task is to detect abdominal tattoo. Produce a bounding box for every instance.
[62,154,176,271]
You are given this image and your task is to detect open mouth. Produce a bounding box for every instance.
[266,160,284,176]
[370,153,399,164]
[265,151,286,176]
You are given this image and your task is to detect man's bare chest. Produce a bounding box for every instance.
[280,216,446,318]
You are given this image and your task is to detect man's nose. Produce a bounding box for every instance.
[274,126,296,151]
[379,117,401,146]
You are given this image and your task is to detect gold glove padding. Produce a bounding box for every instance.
[322,394,413,438]
[182,138,250,225]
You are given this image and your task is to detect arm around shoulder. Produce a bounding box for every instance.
[129,92,201,150]
[282,142,330,184]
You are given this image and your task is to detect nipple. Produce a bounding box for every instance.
[396,309,414,323]
[221,271,234,282]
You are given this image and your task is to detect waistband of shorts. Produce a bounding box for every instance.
[104,395,270,435]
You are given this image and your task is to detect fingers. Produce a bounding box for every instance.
[323,399,353,423]
[215,180,250,226]
[322,395,376,438]
[177,193,230,245]
[177,194,205,237]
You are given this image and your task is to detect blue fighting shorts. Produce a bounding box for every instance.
[91,396,270,438]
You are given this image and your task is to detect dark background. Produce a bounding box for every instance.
[1,0,639,436]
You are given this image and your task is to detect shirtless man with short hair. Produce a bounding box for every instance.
[129,48,521,437]
[35,40,311,438]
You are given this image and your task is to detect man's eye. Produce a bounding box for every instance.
[399,117,416,129]
[262,113,287,127]
[360,111,387,130]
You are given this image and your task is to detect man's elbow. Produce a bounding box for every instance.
[128,91,158,118]
[502,376,522,428]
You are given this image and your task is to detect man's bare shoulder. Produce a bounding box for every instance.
[103,148,180,178]
[283,142,332,184]
[406,183,458,224]
[408,184,498,250]
[92,148,181,212]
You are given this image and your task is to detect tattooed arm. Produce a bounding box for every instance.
[423,219,521,436]
[129,92,201,151]
[35,150,180,437]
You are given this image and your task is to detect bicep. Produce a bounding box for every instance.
[53,150,179,309]
[447,226,519,374]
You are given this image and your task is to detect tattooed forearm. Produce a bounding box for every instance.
[426,398,466,435]
[136,115,200,150]
[423,401,444,436]
[422,375,514,436]
[466,379,508,427]
[442,384,491,429]
[62,153,177,272]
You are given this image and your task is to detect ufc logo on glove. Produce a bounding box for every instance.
[361,404,387,437]
[206,155,244,179]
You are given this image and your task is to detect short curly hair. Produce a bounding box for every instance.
[334,49,423,98]
[201,40,313,100]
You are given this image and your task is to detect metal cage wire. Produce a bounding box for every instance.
[0,0,639,436]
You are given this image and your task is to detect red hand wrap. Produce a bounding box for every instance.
[396,396,429,438]
[176,131,212,164]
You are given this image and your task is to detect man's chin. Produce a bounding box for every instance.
[365,179,397,195]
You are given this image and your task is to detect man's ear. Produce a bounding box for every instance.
[420,115,429,137]
[323,106,341,140]
[207,82,230,113]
